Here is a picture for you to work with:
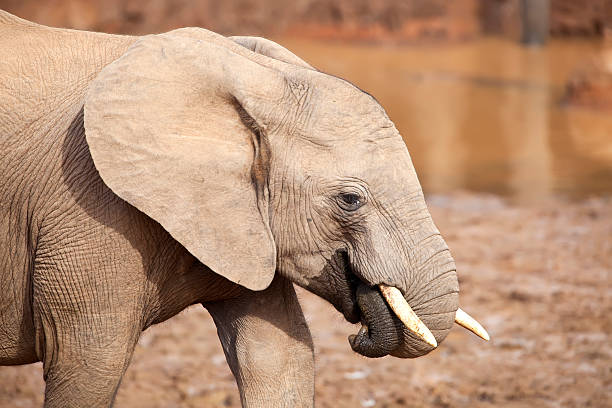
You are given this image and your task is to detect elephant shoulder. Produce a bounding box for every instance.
[0,14,135,139]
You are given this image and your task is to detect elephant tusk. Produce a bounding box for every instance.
[455,308,490,341]
[378,284,438,348]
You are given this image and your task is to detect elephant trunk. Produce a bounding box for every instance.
[349,284,401,357]
[389,243,459,358]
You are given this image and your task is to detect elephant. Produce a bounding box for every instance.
[0,10,488,408]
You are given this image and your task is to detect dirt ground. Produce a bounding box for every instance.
[0,192,610,407]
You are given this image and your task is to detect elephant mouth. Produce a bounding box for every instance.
[330,252,405,358]
[348,283,403,357]
[332,251,439,358]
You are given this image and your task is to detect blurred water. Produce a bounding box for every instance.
[276,37,612,202]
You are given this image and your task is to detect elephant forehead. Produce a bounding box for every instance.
[311,98,392,136]
[282,138,419,195]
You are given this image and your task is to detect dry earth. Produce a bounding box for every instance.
[1,192,610,407]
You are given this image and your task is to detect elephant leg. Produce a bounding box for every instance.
[205,275,315,408]
[33,265,141,408]
[40,339,137,408]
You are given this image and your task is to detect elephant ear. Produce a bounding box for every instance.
[84,30,287,290]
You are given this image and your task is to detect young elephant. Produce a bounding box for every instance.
[0,10,487,407]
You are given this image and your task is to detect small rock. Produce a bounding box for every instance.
[344,368,371,380]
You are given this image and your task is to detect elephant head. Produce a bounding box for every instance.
[84,29,487,359]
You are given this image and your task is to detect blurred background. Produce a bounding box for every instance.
[0,1,610,407]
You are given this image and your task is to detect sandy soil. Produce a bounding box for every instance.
[1,192,610,407]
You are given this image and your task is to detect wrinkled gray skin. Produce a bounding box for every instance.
[0,11,458,408]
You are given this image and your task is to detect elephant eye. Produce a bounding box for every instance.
[337,193,364,212]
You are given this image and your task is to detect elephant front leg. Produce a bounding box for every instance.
[205,275,315,408]
[33,294,141,408]
[33,263,142,408]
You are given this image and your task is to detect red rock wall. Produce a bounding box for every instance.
[0,0,609,41]
[550,0,611,36]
